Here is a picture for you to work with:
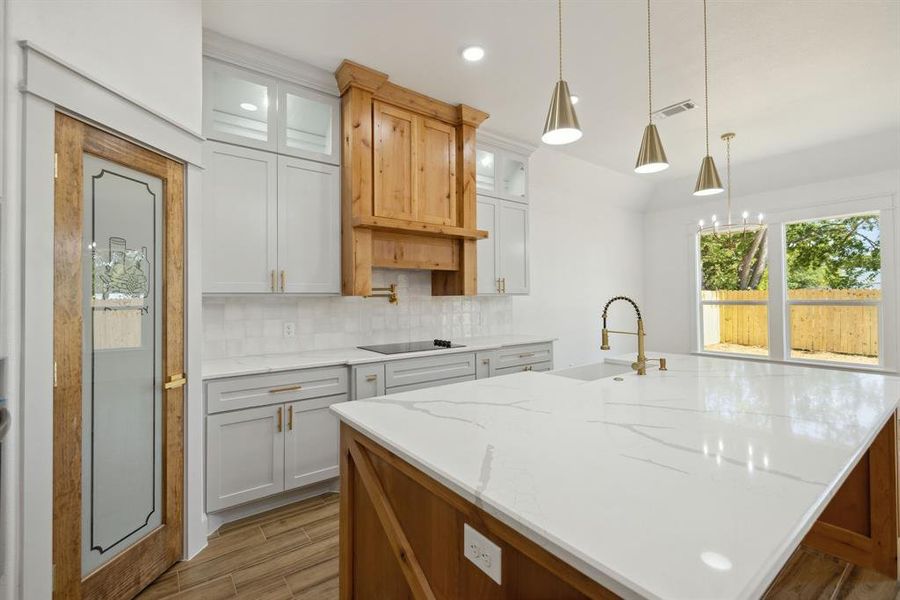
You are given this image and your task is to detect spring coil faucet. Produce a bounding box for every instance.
[600,296,666,375]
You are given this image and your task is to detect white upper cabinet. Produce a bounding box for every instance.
[499,200,529,294]
[204,58,340,165]
[475,142,528,204]
[277,82,341,164]
[277,156,341,294]
[203,142,278,293]
[477,195,500,295]
[204,60,277,151]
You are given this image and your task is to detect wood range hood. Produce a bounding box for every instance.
[335,60,489,297]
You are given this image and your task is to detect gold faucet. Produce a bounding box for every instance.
[600,296,667,375]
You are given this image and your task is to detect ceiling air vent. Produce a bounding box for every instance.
[652,99,696,120]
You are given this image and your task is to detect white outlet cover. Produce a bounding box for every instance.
[283,322,296,337]
[463,523,501,584]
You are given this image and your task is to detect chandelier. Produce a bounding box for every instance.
[698,133,763,235]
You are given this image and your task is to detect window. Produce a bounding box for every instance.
[785,213,881,366]
[695,199,895,370]
[699,227,770,356]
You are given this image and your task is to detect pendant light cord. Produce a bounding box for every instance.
[647,0,653,122]
[726,135,732,223]
[703,0,710,156]
[558,0,564,80]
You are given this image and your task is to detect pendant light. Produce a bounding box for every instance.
[697,133,764,235]
[634,0,669,174]
[542,0,582,145]
[693,0,724,196]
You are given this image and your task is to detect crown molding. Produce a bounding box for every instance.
[202,29,338,96]
[477,129,538,157]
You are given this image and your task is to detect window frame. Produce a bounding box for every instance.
[691,193,897,372]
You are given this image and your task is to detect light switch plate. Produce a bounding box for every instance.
[463,523,501,584]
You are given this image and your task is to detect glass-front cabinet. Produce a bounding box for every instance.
[203,59,340,165]
[475,142,528,204]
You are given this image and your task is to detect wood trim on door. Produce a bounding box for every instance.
[53,112,185,600]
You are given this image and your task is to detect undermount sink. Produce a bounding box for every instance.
[550,361,633,382]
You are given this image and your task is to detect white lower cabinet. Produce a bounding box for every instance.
[284,395,347,490]
[206,405,285,512]
[352,363,386,400]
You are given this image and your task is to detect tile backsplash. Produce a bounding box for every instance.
[203,269,514,359]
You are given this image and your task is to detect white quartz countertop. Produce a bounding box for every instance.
[331,354,900,599]
[201,335,556,379]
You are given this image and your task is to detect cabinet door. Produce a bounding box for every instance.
[277,156,341,294]
[203,142,277,293]
[499,200,530,294]
[476,195,500,295]
[206,405,285,512]
[373,101,417,221]
[417,117,457,226]
[475,352,494,379]
[284,395,347,491]
[476,148,497,195]
[204,59,277,151]
[353,364,386,400]
[277,81,341,165]
[498,153,528,202]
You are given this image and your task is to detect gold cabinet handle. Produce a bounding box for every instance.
[365,374,378,382]
[269,384,303,394]
[288,405,293,431]
[496,278,501,294]
[502,278,506,293]
[482,358,490,365]
[270,270,276,292]
[280,270,286,292]
[277,406,283,432]
[518,352,535,358]
[164,373,186,389]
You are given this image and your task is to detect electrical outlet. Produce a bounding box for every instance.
[283,322,296,338]
[463,523,501,584]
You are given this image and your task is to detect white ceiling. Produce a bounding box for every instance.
[202,0,900,181]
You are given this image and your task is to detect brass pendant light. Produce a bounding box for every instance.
[693,0,724,196]
[542,0,582,145]
[634,0,669,173]
[698,132,764,235]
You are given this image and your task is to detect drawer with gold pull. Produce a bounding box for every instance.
[491,343,554,370]
[206,366,348,414]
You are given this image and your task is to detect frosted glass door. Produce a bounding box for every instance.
[204,60,276,151]
[499,154,527,201]
[476,148,496,194]
[81,155,163,576]
[278,82,341,165]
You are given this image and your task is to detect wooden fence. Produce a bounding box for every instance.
[702,289,880,357]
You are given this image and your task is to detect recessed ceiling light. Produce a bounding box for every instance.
[461,46,485,62]
[570,95,579,105]
[240,102,258,112]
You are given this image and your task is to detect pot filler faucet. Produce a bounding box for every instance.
[600,296,667,376]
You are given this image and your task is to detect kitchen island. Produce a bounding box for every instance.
[331,354,899,599]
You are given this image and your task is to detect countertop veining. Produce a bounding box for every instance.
[331,354,900,599]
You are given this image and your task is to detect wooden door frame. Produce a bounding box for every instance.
[53,112,185,600]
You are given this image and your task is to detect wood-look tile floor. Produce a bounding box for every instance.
[138,493,339,600]
[139,492,899,600]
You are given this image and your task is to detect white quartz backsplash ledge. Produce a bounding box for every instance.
[331,354,900,599]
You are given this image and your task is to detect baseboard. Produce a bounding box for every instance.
[205,478,339,536]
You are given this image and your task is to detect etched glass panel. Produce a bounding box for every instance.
[498,154,526,199]
[81,155,163,576]
[285,92,333,155]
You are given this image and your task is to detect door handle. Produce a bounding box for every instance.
[270,270,276,292]
[164,373,186,389]
[501,278,506,294]
[365,374,378,382]
[280,270,286,292]
[269,384,303,394]
[288,405,293,431]
[277,406,283,432]
[496,278,501,293]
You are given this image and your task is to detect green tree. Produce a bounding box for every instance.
[785,215,880,289]
[700,229,768,291]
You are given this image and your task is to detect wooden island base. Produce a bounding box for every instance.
[339,416,898,600]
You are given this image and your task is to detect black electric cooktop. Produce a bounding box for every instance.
[358,339,465,355]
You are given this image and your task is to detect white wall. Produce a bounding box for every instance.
[3,2,203,599]
[513,148,653,368]
[642,129,900,358]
